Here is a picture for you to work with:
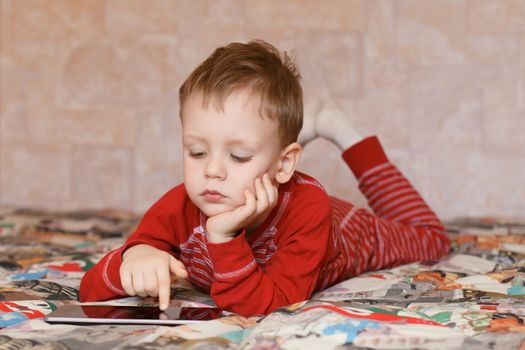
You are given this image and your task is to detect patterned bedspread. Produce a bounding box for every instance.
[1,207,525,349]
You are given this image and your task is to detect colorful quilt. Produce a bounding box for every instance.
[1,207,525,349]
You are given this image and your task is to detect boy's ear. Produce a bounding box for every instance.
[275,142,302,184]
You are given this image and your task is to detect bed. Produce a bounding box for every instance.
[1,207,525,349]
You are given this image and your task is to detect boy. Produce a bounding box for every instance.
[80,40,450,317]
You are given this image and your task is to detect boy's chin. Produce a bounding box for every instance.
[198,203,236,218]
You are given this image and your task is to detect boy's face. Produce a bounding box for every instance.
[181,89,283,217]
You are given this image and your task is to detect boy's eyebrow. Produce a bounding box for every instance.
[226,138,259,148]
[183,134,260,149]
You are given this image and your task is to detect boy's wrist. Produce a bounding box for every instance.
[205,231,235,244]
[205,228,244,244]
[122,243,148,260]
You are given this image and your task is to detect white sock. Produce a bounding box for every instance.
[297,98,322,146]
[316,100,363,151]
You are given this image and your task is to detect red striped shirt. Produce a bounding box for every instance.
[79,136,450,316]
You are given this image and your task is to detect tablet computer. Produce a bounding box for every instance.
[44,304,223,325]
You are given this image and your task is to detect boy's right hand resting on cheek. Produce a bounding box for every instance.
[120,244,188,310]
[206,173,278,244]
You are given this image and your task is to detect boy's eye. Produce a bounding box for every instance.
[189,151,206,159]
[231,154,252,163]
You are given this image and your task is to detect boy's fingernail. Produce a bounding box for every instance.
[160,303,167,310]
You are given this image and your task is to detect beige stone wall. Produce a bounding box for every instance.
[1,0,524,220]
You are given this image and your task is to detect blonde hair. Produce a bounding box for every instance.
[179,40,303,146]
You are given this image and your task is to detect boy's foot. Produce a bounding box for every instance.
[297,98,322,146]
[316,100,363,151]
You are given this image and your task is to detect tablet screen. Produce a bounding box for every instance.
[44,305,222,325]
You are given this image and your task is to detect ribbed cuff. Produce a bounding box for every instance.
[342,135,389,179]
[206,232,256,282]
[102,247,127,295]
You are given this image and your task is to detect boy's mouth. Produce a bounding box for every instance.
[201,190,226,203]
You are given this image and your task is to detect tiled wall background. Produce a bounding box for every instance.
[1,0,524,220]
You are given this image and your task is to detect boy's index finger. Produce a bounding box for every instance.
[157,267,171,311]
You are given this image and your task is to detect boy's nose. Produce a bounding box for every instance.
[204,158,226,180]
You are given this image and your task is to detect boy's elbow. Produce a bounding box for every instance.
[78,292,89,302]
[78,276,95,302]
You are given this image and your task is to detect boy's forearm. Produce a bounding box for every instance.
[79,247,127,302]
[205,200,331,316]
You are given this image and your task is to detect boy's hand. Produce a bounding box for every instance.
[206,173,278,243]
[120,244,188,310]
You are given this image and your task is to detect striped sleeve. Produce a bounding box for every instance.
[342,136,450,272]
